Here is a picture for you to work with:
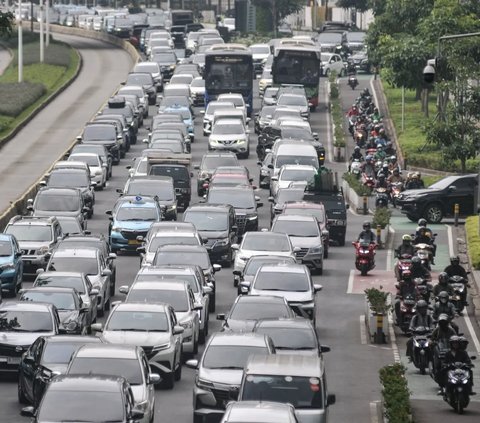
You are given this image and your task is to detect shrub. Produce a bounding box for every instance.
[0,115,13,132]
[379,363,411,423]
[465,216,480,270]
[372,207,392,229]
[0,82,46,117]
[365,287,391,314]
[343,172,371,197]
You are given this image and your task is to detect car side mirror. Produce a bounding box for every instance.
[185,358,199,369]
[118,285,129,294]
[148,373,161,384]
[267,164,274,169]
[105,210,112,216]
[101,269,112,277]
[327,393,336,406]
[320,345,331,353]
[173,325,184,335]
[20,406,35,417]
[130,409,145,421]
[314,284,323,293]
[193,303,203,311]
[257,202,263,208]
[203,286,213,294]
[213,264,222,273]
[91,323,103,332]
[216,313,226,321]
[136,246,146,254]
[293,247,301,253]
[39,180,47,187]
[240,281,250,294]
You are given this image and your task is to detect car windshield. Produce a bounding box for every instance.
[57,218,82,235]
[208,190,255,209]
[119,87,143,97]
[273,220,319,237]
[106,310,169,332]
[281,169,316,182]
[127,288,188,312]
[278,95,307,107]
[70,154,100,167]
[0,310,53,332]
[219,97,244,108]
[0,240,12,256]
[68,357,143,385]
[166,108,191,119]
[318,33,342,43]
[164,87,189,96]
[126,181,174,201]
[191,78,205,87]
[429,176,460,190]
[170,76,192,84]
[42,342,95,364]
[276,189,305,204]
[212,122,244,135]
[276,155,318,168]
[48,257,99,275]
[260,107,276,118]
[202,155,238,169]
[136,274,199,293]
[35,193,80,212]
[230,301,290,320]
[72,145,106,159]
[255,327,317,350]
[347,32,366,42]
[38,390,124,421]
[127,73,153,85]
[203,345,268,369]
[83,125,116,141]
[5,225,52,242]
[48,172,90,188]
[35,275,86,294]
[251,45,270,55]
[116,206,158,221]
[206,103,234,115]
[254,271,309,292]
[241,375,324,409]
[284,207,324,222]
[282,127,313,140]
[242,234,290,252]
[148,235,199,251]
[136,63,159,74]
[21,291,76,310]
[154,251,210,269]
[160,96,190,108]
[244,258,295,276]
[154,52,176,62]
[184,210,228,231]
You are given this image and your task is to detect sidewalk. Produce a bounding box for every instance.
[0,45,12,75]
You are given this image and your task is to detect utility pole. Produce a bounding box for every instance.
[18,0,23,82]
[46,0,50,46]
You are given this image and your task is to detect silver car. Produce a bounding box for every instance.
[276,93,310,119]
[92,302,184,389]
[221,401,299,423]
[208,119,250,159]
[120,280,202,357]
[185,332,275,422]
[202,101,235,136]
[271,214,324,274]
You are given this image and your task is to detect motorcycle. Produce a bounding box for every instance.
[348,75,358,90]
[350,159,363,179]
[409,326,432,375]
[394,254,413,281]
[449,275,468,314]
[352,240,376,276]
[390,181,404,207]
[443,361,475,414]
[374,187,389,209]
[414,243,433,270]
[395,292,417,334]
[415,277,432,304]
[347,115,358,136]
[430,340,450,385]
[361,171,376,191]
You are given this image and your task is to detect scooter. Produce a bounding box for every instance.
[415,277,433,304]
[350,159,363,178]
[390,181,404,207]
[449,275,469,314]
[394,254,413,281]
[352,241,376,276]
[374,187,389,208]
[414,243,433,270]
[410,326,432,375]
[361,171,376,191]
[395,292,417,334]
[443,361,476,414]
[348,75,358,90]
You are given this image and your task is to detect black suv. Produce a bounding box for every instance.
[183,203,237,266]
[149,163,192,210]
[397,174,477,223]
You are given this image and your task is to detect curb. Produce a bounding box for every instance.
[460,225,480,322]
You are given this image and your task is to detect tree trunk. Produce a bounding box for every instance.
[461,158,466,174]
[415,86,422,101]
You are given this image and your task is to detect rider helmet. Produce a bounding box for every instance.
[416,300,428,314]
[354,145,361,152]
[449,335,460,350]
[363,221,371,230]
[438,272,449,284]
[402,234,412,242]
[366,155,373,162]
[450,256,460,266]
[458,336,469,351]
[418,218,427,228]
[438,290,449,303]
[378,173,386,180]
[411,256,421,266]
[438,313,449,327]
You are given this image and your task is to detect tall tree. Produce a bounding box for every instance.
[252,0,304,30]
[336,0,370,13]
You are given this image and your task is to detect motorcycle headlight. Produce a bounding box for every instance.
[309,246,323,254]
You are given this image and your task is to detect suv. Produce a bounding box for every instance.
[195,152,239,196]
[397,174,477,223]
[4,216,62,275]
[0,233,23,296]
[78,122,122,165]
[183,203,237,266]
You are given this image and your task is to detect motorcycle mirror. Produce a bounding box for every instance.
[471,356,477,360]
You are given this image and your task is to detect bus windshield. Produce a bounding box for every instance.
[205,54,253,92]
[273,50,320,86]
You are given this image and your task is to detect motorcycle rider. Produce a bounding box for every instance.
[384,140,395,156]
[348,146,363,171]
[433,272,453,297]
[371,107,382,121]
[444,256,468,279]
[416,218,436,261]
[361,155,376,177]
[431,314,456,385]
[406,299,434,360]
[405,172,425,189]
[375,173,389,190]
[395,234,415,258]
[357,221,376,244]
[388,168,404,184]
[411,256,431,281]
[433,291,459,334]
[394,271,419,326]
[347,105,359,117]
[374,145,387,162]
[365,136,377,150]
[413,227,435,265]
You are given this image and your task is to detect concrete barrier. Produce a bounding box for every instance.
[0,26,139,231]
[342,179,374,214]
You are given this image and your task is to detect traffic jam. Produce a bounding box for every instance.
[0,6,479,423]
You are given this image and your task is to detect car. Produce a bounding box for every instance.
[250,43,271,75]
[195,152,240,196]
[268,188,306,223]
[232,231,298,275]
[183,203,237,266]
[202,100,236,136]
[140,221,198,244]
[151,245,221,312]
[233,254,297,291]
[262,87,279,106]
[189,76,205,106]
[158,95,193,114]
[3,216,62,276]
[0,302,60,373]
[220,401,299,423]
[185,332,275,421]
[134,265,212,343]
[107,195,163,253]
[55,216,87,236]
[206,186,262,236]
[29,187,89,230]
[20,375,145,423]
[205,171,252,192]
[151,50,178,81]
[346,31,366,51]
[270,164,317,197]
[148,136,187,154]
[42,248,112,317]
[118,85,149,118]
[17,335,102,406]
[70,144,112,180]
[133,61,163,91]
[66,344,158,422]
[101,96,139,139]
[207,118,250,158]
[271,142,319,179]
[0,233,23,297]
[68,152,107,189]
[55,234,117,296]
[241,263,322,322]
[92,302,184,389]
[122,176,177,221]
[317,31,346,52]
[217,295,296,332]
[276,93,310,119]
[125,72,157,105]
[320,52,345,77]
[42,168,95,216]
[347,48,372,73]
[169,73,194,85]
[19,287,94,335]
[77,122,122,164]
[163,104,195,142]
[258,69,272,96]
[396,174,477,223]
[174,63,201,78]
[121,281,201,358]
[271,215,324,274]
[254,105,276,135]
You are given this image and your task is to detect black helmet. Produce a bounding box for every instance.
[363,221,371,230]
[438,313,449,326]
[458,336,469,351]
[418,218,427,227]
[416,300,428,313]
[438,291,449,303]
[438,272,449,284]
[449,335,460,349]
[450,256,460,266]
[378,173,386,180]
[412,256,421,266]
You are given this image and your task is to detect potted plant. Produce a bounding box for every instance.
[364,287,391,343]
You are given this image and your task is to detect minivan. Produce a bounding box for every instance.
[271,143,319,178]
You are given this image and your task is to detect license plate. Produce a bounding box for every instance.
[23,260,31,266]
[0,357,7,363]
[7,357,20,365]
[128,240,140,245]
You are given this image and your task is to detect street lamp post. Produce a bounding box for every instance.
[18,0,23,82]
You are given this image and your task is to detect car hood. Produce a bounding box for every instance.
[251,289,313,303]
[115,220,155,231]
[101,330,171,345]
[275,348,318,357]
[34,210,81,218]
[210,134,246,142]
[0,331,55,347]
[58,310,81,325]
[289,236,322,248]
[239,249,293,260]
[17,241,50,250]
[199,367,244,386]
[224,319,257,332]
[131,384,148,404]
[199,230,229,245]
[400,188,435,199]
[190,87,205,94]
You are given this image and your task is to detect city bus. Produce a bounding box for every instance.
[272,45,321,110]
[204,44,254,116]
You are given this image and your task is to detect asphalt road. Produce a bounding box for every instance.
[1,41,479,422]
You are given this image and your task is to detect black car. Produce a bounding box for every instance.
[152,51,178,81]
[183,203,237,266]
[78,122,121,165]
[347,49,372,73]
[268,188,306,224]
[0,302,60,373]
[149,163,192,210]
[397,174,477,224]
[170,24,186,47]
[206,186,263,237]
[17,335,102,406]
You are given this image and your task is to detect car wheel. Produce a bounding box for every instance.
[324,246,329,259]
[174,359,182,381]
[208,294,216,313]
[424,204,443,224]
[163,371,175,389]
[17,374,28,404]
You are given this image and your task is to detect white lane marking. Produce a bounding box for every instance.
[446,224,455,257]
[370,401,380,423]
[325,81,334,162]
[386,225,395,272]
[360,315,367,344]
[370,76,380,112]
[388,312,401,363]
[347,269,354,294]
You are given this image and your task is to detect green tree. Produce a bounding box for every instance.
[252,0,304,30]
[0,11,14,37]
[336,0,370,13]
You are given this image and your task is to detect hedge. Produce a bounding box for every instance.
[329,71,346,148]
[465,216,480,270]
[343,172,371,197]
[379,363,411,423]
[0,82,46,117]
[372,207,392,229]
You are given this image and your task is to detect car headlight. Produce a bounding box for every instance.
[180,320,193,329]
[66,321,78,331]
[300,301,315,309]
[196,376,214,390]
[261,169,269,176]
[247,215,257,221]
[111,226,121,232]
[209,138,219,145]
[236,139,246,144]
[309,245,323,254]
[37,246,49,255]
[152,342,171,351]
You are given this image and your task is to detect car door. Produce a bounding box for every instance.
[188,288,200,337]
[98,253,111,303]
[141,352,155,418]
[21,337,42,400]
[444,177,476,217]
[85,276,98,323]
[12,237,23,278]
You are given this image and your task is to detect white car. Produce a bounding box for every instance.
[68,152,107,190]
[217,93,247,117]
[270,164,317,197]
[118,85,148,118]
[232,231,298,275]
[202,100,235,136]
[320,52,345,77]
